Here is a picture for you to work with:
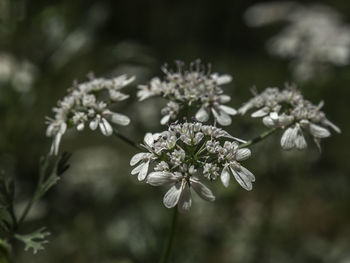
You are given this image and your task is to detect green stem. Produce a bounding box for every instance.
[17,199,34,226]
[160,208,178,263]
[194,140,208,159]
[112,128,143,151]
[239,127,278,148]
[18,156,49,226]
[8,204,17,230]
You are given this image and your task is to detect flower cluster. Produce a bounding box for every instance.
[137,60,237,126]
[46,74,135,155]
[239,84,341,150]
[130,122,254,212]
[244,2,350,82]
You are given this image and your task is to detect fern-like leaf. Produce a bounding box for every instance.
[14,227,50,254]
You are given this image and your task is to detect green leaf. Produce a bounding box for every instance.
[14,227,50,254]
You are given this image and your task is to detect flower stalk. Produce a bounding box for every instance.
[112,128,143,151]
[239,127,278,148]
[160,207,178,263]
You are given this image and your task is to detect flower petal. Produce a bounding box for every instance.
[322,118,341,133]
[163,183,182,208]
[251,107,269,118]
[280,126,297,150]
[239,166,255,182]
[216,74,232,85]
[160,114,171,125]
[111,112,130,126]
[295,133,307,150]
[238,103,251,115]
[309,123,331,138]
[89,119,99,130]
[270,111,279,121]
[137,160,149,181]
[219,105,237,116]
[77,123,85,131]
[130,152,148,166]
[196,107,209,122]
[49,140,55,155]
[131,163,144,175]
[137,88,153,101]
[144,133,154,146]
[147,172,179,186]
[60,122,67,134]
[219,95,231,103]
[236,148,251,161]
[99,118,113,136]
[230,166,253,191]
[190,178,215,201]
[263,116,275,127]
[178,182,192,212]
[53,133,62,155]
[279,114,294,126]
[220,166,230,188]
[212,108,232,126]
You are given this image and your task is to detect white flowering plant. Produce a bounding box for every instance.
[0,61,340,263]
[137,60,237,126]
[46,74,135,155]
[244,2,350,82]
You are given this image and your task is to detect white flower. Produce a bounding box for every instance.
[130,133,159,181]
[240,84,340,150]
[203,163,220,180]
[160,101,180,125]
[245,2,350,82]
[46,74,134,155]
[138,61,237,126]
[130,122,254,211]
[137,77,163,101]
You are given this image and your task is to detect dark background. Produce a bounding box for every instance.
[0,0,349,262]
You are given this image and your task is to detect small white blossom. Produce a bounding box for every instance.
[137,60,237,126]
[239,84,341,150]
[46,74,135,155]
[160,101,180,125]
[245,2,350,82]
[203,163,220,180]
[130,133,160,181]
[130,122,254,212]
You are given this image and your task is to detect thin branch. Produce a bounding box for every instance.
[112,128,143,151]
[239,127,278,148]
[8,204,17,230]
[17,199,34,227]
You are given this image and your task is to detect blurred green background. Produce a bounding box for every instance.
[0,0,349,262]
